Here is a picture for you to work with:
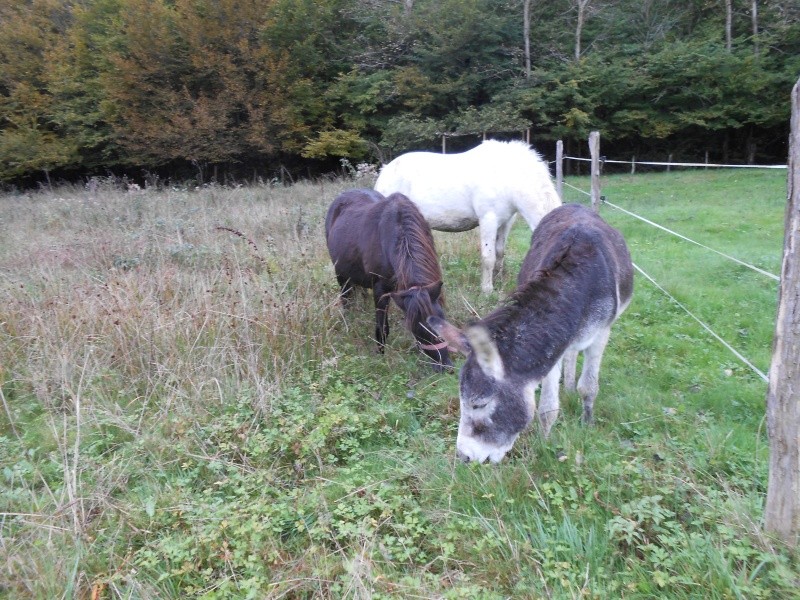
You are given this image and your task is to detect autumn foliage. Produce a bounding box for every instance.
[1,0,799,183]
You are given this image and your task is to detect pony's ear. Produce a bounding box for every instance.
[464,325,505,381]
[424,280,444,303]
[427,316,470,355]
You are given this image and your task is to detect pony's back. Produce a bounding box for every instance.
[375,139,562,293]
[375,140,560,230]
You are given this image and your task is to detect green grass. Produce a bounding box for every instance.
[1,170,798,599]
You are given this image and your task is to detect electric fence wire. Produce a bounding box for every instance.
[564,156,787,169]
[559,178,772,382]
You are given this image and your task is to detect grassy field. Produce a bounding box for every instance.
[1,169,798,599]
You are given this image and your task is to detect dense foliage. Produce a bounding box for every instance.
[1,0,798,183]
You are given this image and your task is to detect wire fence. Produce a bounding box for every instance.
[565,156,787,170]
[561,161,780,383]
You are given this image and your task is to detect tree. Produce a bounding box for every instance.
[573,0,593,60]
[0,0,798,180]
[402,0,516,116]
[751,0,760,55]
[0,0,78,181]
[100,0,300,174]
[454,103,531,139]
[45,0,126,171]
[764,76,800,547]
[523,0,532,77]
[725,0,733,51]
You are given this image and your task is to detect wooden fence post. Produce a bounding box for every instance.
[556,140,564,200]
[764,77,800,547]
[631,156,636,175]
[442,134,446,154]
[589,131,601,212]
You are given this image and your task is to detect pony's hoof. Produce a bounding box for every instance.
[538,410,559,438]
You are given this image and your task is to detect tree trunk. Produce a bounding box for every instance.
[752,0,760,56]
[574,0,590,61]
[524,0,531,78]
[764,77,800,547]
[725,0,733,52]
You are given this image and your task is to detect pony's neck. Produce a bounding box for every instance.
[494,279,579,379]
[394,214,439,290]
[515,184,561,230]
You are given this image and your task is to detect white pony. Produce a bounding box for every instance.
[375,140,561,294]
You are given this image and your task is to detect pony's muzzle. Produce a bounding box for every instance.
[418,339,454,372]
[432,359,454,374]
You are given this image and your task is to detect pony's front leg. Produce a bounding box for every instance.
[538,361,561,438]
[373,285,390,353]
[478,213,499,294]
[336,275,354,307]
[577,327,611,424]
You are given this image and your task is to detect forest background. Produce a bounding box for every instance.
[1,0,799,186]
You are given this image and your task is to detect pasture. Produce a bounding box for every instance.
[1,169,797,598]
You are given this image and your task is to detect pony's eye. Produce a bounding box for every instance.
[471,401,489,410]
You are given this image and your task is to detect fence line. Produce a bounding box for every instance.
[602,199,780,281]
[560,156,780,281]
[560,173,772,383]
[632,263,769,383]
[564,155,787,169]
[562,180,591,197]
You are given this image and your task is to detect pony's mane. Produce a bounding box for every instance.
[475,139,544,160]
[389,194,443,292]
[388,193,444,330]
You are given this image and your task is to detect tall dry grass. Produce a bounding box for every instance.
[0,177,369,595]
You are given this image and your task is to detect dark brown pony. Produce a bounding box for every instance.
[325,189,452,372]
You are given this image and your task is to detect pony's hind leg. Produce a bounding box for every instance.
[577,327,611,424]
[493,214,517,280]
[478,213,499,294]
[373,285,390,353]
[562,349,578,392]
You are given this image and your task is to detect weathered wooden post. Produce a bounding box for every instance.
[442,134,446,154]
[589,131,601,212]
[556,140,564,200]
[631,156,636,175]
[764,76,800,547]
